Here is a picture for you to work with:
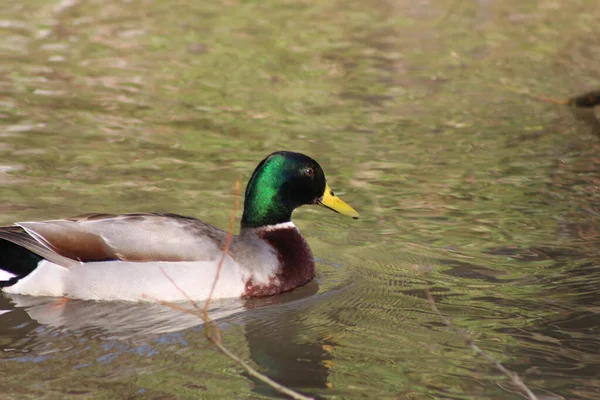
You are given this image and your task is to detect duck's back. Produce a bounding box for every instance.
[0,213,228,267]
[0,213,241,300]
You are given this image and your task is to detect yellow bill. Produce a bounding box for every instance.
[317,183,359,219]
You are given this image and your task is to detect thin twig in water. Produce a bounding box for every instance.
[205,178,240,312]
[422,281,539,400]
[153,177,313,400]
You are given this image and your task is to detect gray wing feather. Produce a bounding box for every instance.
[0,226,80,267]
[1,213,228,266]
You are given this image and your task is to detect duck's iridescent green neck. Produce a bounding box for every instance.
[241,155,293,229]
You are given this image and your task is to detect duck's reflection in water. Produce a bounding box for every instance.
[1,280,333,392]
[243,281,333,394]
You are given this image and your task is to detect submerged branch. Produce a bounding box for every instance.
[422,280,539,400]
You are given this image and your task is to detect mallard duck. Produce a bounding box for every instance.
[0,151,358,302]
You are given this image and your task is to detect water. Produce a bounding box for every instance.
[1,0,599,398]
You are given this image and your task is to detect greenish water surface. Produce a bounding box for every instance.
[1,0,599,399]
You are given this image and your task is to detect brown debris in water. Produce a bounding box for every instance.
[567,90,600,108]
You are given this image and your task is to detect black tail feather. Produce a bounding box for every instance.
[0,238,43,287]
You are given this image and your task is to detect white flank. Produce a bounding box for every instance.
[66,256,247,302]
[3,260,67,297]
[0,310,11,317]
[4,258,249,302]
[0,269,16,282]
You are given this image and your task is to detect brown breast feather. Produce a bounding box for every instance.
[243,227,315,298]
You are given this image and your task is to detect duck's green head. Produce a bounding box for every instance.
[241,151,359,229]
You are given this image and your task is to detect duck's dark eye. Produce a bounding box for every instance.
[304,167,314,177]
